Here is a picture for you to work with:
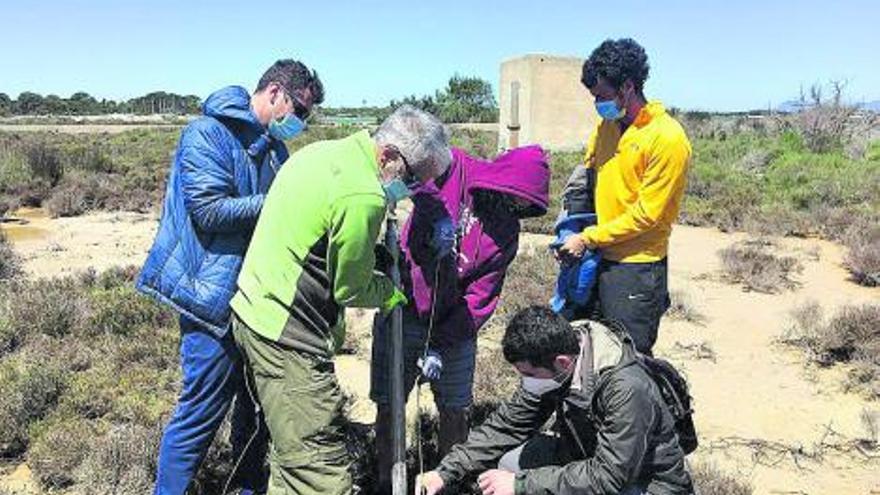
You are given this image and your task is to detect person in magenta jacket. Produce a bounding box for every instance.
[370,145,550,490]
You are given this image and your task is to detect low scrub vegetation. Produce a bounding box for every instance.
[783,301,880,398]
[0,267,181,492]
[520,150,579,235]
[666,288,707,324]
[681,126,879,288]
[0,232,20,281]
[719,239,803,293]
[0,126,500,220]
[486,247,558,335]
[689,462,753,495]
[843,220,880,287]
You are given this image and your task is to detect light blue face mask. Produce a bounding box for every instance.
[268,113,306,141]
[382,178,414,204]
[595,99,625,121]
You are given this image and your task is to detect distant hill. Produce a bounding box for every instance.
[859,100,880,113]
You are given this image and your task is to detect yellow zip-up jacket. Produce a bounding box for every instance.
[581,101,691,262]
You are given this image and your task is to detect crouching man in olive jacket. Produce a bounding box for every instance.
[417,306,693,495]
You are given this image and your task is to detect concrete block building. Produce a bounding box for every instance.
[498,54,599,152]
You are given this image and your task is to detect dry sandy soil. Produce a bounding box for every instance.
[1,209,878,494]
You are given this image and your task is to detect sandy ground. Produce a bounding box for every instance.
[2,210,879,494]
[1,208,158,278]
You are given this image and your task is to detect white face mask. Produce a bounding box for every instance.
[521,365,572,396]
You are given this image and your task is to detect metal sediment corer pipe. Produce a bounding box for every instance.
[384,204,407,495]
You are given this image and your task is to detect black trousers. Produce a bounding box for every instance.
[573,258,670,354]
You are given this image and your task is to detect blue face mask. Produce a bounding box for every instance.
[382,178,414,204]
[268,113,306,141]
[595,99,625,121]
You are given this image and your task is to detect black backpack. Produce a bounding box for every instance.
[637,355,698,455]
[594,318,699,456]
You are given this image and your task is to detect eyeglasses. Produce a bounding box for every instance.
[389,146,420,188]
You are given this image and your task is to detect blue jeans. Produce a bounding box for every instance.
[369,310,477,409]
[154,316,268,495]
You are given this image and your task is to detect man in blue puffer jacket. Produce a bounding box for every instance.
[137,59,324,495]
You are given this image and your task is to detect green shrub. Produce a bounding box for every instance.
[24,141,63,187]
[104,367,178,425]
[0,356,67,456]
[28,415,98,489]
[450,128,498,159]
[763,150,879,211]
[0,137,32,192]
[0,231,21,281]
[88,285,172,336]
[75,423,160,495]
[0,308,15,356]
[45,170,125,217]
[57,363,119,420]
[682,159,761,232]
[520,151,580,235]
[0,194,19,216]
[0,287,24,356]
[6,277,89,338]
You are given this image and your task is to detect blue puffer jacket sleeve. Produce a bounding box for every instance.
[136,85,288,336]
[179,124,265,233]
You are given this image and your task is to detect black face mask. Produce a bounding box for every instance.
[472,189,537,219]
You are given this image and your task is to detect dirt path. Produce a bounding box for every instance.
[657,227,879,494]
[2,213,879,494]
[520,227,880,494]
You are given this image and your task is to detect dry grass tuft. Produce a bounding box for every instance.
[719,239,802,293]
[690,462,753,495]
[783,301,880,398]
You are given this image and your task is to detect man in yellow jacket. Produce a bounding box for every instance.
[559,38,691,354]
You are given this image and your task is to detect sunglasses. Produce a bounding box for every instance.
[282,89,312,122]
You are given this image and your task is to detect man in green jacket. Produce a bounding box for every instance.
[231,105,452,494]
[418,306,693,495]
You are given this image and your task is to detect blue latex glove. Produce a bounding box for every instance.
[430,217,455,260]
[417,349,443,382]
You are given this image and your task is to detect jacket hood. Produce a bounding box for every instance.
[569,319,637,395]
[203,86,282,158]
[459,146,551,217]
[202,86,264,131]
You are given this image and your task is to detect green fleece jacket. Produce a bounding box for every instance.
[231,130,394,357]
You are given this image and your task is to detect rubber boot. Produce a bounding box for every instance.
[438,407,470,458]
[374,404,393,494]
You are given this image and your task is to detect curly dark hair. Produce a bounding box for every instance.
[581,38,650,92]
[257,59,325,105]
[502,306,580,369]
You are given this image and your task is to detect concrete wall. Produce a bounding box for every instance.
[498,54,599,152]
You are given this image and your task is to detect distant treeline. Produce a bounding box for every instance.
[0,91,201,116]
[1,75,500,123]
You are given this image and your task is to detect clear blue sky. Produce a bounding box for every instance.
[2,0,878,111]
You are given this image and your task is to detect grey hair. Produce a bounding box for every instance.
[374,104,452,178]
